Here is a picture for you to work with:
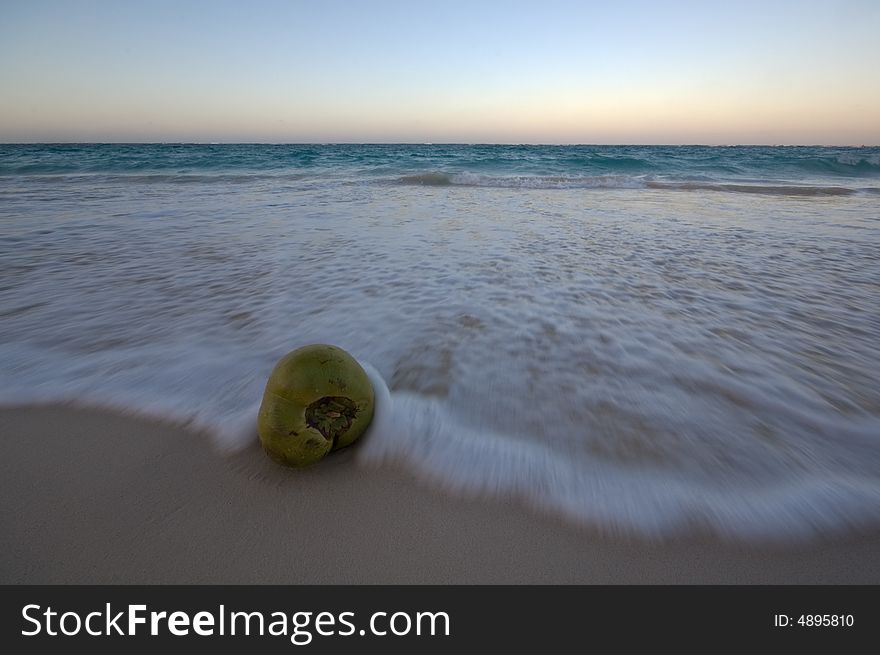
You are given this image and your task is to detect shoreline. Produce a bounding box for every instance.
[2,405,879,584]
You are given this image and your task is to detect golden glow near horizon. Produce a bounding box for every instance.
[1,0,878,144]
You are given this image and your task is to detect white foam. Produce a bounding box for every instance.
[356,368,880,541]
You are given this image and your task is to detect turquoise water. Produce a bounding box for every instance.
[2,144,879,540]
[2,144,880,193]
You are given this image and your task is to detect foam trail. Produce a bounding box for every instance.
[360,363,395,446]
[206,400,261,451]
[356,366,880,542]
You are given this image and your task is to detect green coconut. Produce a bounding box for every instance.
[257,344,375,467]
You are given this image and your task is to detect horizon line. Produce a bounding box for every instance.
[2,141,878,148]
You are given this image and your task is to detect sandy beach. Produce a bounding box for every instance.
[2,404,878,585]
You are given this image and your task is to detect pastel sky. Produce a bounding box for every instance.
[1,0,878,144]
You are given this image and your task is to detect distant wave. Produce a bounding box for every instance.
[393,172,862,196]
[396,172,455,186]
[395,172,647,189]
[646,181,858,196]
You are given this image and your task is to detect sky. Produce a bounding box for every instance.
[1,0,878,144]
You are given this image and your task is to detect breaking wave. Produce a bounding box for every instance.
[646,181,858,196]
[396,172,648,189]
[394,172,863,196]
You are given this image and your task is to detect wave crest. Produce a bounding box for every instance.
[795,154,880,176]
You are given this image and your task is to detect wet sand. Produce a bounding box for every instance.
[2,405,878,584]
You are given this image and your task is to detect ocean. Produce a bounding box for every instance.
[2,143,879,540]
